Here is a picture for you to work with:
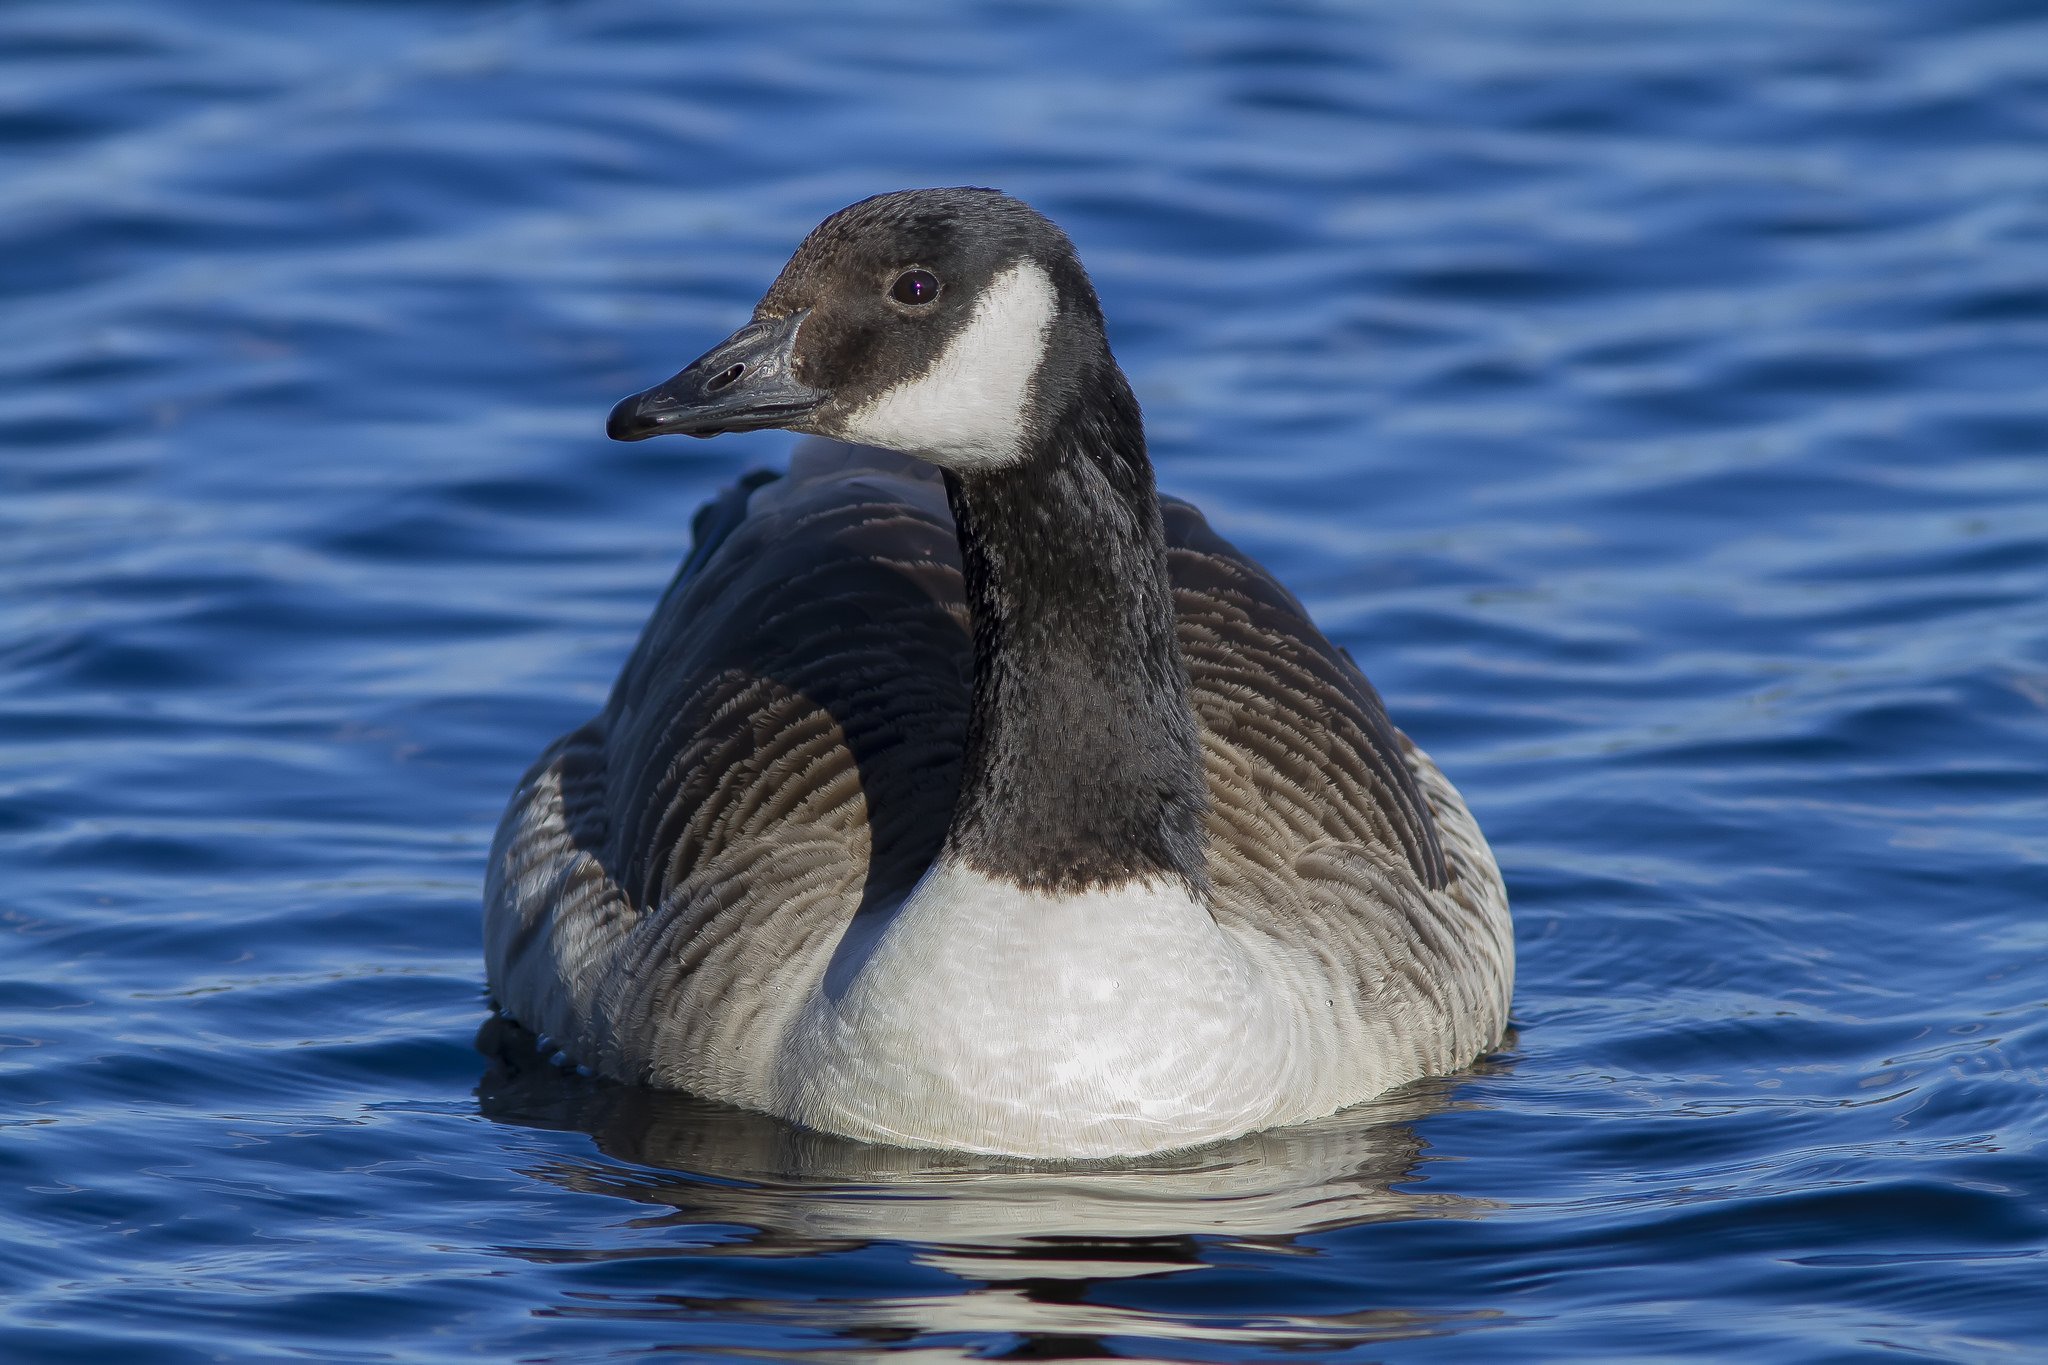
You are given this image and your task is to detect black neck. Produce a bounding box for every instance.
[940,357,1209,894]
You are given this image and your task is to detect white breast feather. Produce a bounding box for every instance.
[770,861,1382,1158]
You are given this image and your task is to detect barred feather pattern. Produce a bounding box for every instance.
[484,444,1512,1132]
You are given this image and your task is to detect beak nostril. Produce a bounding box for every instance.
[607,307,819,444]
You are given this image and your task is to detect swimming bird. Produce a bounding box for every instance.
[485,188,1512,1159]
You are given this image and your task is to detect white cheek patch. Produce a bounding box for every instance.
[833,261,1057,470]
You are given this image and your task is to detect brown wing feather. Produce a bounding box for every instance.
[487,451,972,1094]
[1160,496,1512,1081]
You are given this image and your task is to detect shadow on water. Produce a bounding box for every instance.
[473,1016,1516,1358]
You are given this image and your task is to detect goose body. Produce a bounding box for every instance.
[486,190,1512,1158]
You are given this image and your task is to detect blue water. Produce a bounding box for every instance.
[5,1,2045,1358]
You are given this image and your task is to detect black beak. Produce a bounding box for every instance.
[606,310,824,442]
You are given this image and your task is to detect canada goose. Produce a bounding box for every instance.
[485,188,1512,1159]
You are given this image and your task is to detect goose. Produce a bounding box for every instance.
[485,188,1512,1159]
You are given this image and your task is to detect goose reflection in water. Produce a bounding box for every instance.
[474,1017,1511,1359]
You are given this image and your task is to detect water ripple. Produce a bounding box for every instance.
[3,0,2045,1359]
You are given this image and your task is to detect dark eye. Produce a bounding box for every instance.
[891,268,941,307]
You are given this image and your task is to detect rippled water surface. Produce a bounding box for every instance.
[5,1,2047,1359]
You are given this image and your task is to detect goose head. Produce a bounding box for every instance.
[607,188,1115,472]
